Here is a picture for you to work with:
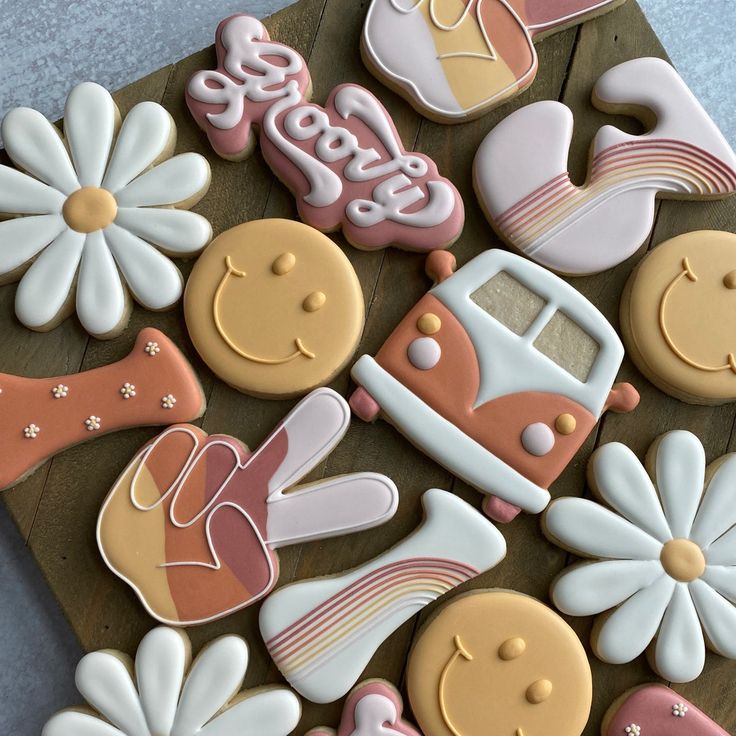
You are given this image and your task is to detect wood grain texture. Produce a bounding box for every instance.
[2,1,735,733]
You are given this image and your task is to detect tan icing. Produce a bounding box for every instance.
[555,413,576,435]
[62,187,117,233]
[303,291,326,312]
[272,252,296,275]
[525,679,552,704]
[418,312,442,335]
[660,538,705,582]
[499,636,526,660]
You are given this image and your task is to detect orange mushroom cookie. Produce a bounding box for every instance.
[407,589,592,736]
[621,231,736,404]
[184,219,364,398]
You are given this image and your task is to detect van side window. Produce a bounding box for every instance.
[470,271,546,336]
[533,311,600,381]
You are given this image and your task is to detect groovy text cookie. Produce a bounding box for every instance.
[43,626,301,736]
[350,249,639,523]
[602,685,730,736]
[98,388,398,626]
[621,231,736,405]
[0,82,212,338]
[307,680,421,736]
[407,590,592,736]
[362,0,627,123]
[184,219,364,398]
[544,430,736,683]
[0,328,205,492]
[260,489,506,703]
[474,58,736,275]
[186,14,464,252]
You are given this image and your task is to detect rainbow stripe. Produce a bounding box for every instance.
[265,557,479,683]
[495,139,736,255]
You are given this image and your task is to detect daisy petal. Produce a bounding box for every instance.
[115,153,210,208]
[136,627,188,736]
[172,635,248,736]
[2,107,79,194]
[43,710,125,736]
[102,101,174,193]
[596,574,675,664]
[654,583,705,682]
[706,526,736,566]
[76,230,127,337]
[590,442,672,542]
[104,223,183,309]
[199,689,301,736]
[75,651,149,736]
[0,214,66,275]
[690,454,736,549]
[702,566,736,604]
[0,164,65,214]
[15,228,85,328]
[552,560,663,616]
[114,207,211,255]
[544,498,663,560]
[655,431,705,538]
[690,577,736,658]
[65,83,117,187]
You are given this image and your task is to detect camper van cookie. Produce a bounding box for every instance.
[184,219,364,398]
[260,489,506,703]
[0,328,205,492]
[621,231,736,405]
[98,388,398,626]
[602,685,731,736]
[187,14,464,252]
[0,82,212,338]
[362,0,626,124]
[407,590,592,736]
[350,249,639,523]
[544,430,736,683]
[474,58,736,275]
[42,626,301,736]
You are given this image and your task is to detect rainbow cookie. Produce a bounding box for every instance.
[186,14,464,252]
[361,0,627,124]
[474,58,736,275]
[97,388,398,626]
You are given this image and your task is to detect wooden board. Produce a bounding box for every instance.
[3,0,735,732]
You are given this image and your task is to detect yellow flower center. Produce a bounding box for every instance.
[660,538,706,582]
[62,187,118,233]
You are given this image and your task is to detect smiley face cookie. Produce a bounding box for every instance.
[184,219,364,398]
[621,231,736,404]
[407,589,592,736]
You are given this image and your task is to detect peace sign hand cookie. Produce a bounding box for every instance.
[97,388,398,625]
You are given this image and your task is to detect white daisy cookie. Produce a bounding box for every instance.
[42,626,301,736]
[543,430,736,683]
[0,82,212,339]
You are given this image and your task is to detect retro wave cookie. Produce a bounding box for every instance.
[350,249,639,523]
[621,231,736,405]
[362,0,626,124]
[184,219,364,399]
[0,328,205,492]
[98,388,398,626]
[0,82,212,338]
[602,685,731,736]
[475,58,736,275]
[43,626,301,736]
[186,14,463,252]
[544,430,736,683]
[407,590,592,736]
[260,489,506,703]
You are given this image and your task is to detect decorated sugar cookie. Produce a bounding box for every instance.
[350,249,639,523]
[621,231,736,405]
[307,680,421,736]
[544,430,736,683]
[602,685,730,736]
[0,82,212,338]
[42,626,301,736]
[184,219,364,398]
[407,590,592,736]
[260,489,506,703]
[0,328,205,492]
[98,388,398,625]
[186,14,463,252]
[362,0,626,123]
[474,58,736,275]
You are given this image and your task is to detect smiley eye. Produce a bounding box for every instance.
[498,637,526,660]
[272,252,296,275]
[526,679,553,704]
[303,291,326,312]
[724,270,736,289]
